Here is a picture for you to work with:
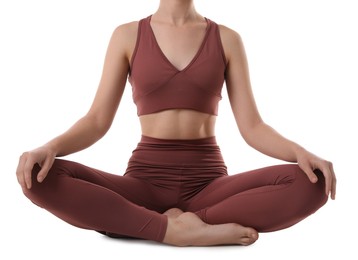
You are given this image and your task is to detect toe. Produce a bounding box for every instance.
[246,228,259,239]
[240,227,258,245]
[163,208,184,219]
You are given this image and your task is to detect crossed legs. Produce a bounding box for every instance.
[163,164,327,246]
[188,164,328,231]
[22,160,327,246]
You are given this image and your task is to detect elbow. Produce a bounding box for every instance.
[94,119,112,139]
[239,129,255,147]
[238,119,265,146]
[95,124,111,139]
[84,113,112,139]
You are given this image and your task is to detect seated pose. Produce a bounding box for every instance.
[16,0,336,246]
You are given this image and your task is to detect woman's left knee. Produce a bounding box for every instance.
[293,165,328,208]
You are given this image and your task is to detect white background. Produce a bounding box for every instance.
[1,0,357,259]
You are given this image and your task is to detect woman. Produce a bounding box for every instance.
[16,0,336,246]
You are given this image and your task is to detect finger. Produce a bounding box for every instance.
[23,157,35,189]
[16,154,27,189]
[331,174,337,200]
[37,156,54,182]
[300,164,318,183]
[320,162,333,197]
[322,169,332,197]
[330,163,337,200]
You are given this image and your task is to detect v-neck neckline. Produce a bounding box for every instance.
[147,15,211,72]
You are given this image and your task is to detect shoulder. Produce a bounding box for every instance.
[217,24,241,41]
[217,23,245,61]
[108,20,140,58]
[112,20,140,42]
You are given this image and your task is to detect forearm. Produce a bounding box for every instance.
[242,122,304,163]
[43,114,107,157]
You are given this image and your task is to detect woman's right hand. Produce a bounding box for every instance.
[16,145,56,190]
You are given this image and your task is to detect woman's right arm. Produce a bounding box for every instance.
[16,23,137,189]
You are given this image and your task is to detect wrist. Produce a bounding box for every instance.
[291,143,306,162]
[43,141,59,157]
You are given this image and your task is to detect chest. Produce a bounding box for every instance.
[149,22,208,71]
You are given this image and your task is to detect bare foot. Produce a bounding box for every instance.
[163,211,258,247]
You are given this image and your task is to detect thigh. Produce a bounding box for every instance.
[47,159,172,212]
[26,159,169,241]
[186,164,301,212]
[186,164,327,231]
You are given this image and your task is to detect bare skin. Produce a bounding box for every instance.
[16,0,336,247]
[163,208,258,246]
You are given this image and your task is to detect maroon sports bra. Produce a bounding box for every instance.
[128,15,227,116]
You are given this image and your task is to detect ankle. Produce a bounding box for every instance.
[163,217,189,246]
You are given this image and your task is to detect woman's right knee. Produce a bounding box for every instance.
[22,159,67,203]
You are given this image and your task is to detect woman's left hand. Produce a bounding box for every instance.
[295,147,336,200]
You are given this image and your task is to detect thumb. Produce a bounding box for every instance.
[37,156,54,183]
[299,163,318,183]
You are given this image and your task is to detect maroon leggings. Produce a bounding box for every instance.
[23,135,327,242]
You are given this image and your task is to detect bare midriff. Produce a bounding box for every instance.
[139,109,216,140]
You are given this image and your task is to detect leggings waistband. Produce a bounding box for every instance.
[140,135,218,146]
[127,135,226,170]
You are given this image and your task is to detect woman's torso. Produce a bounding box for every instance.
[124,16,226,139]
[139,109,216,139]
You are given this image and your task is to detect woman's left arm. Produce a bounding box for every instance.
[220,25,336,199]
